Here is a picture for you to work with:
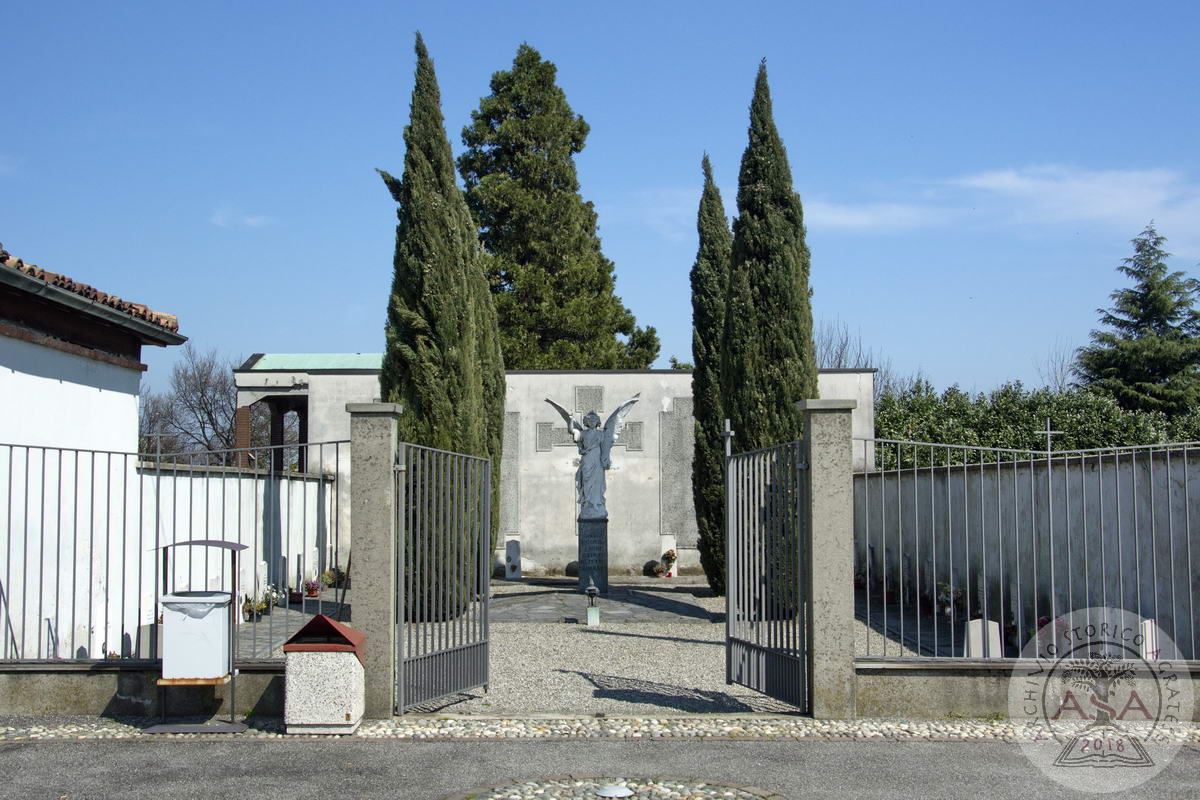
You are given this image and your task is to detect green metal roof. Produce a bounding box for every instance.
[240,353,383,372]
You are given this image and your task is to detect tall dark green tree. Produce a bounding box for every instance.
[691,155,733,594]
[458,43,659,369]
[1077,224,1200,415]
[379,33,501,465]
[722,61,818,451]
[474,250,507,549]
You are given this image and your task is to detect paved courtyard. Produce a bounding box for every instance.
[490,576,723,623]
[231,576,909,714]
[412,577,907,714]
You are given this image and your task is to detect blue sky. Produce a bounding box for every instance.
[3,2,1198,392]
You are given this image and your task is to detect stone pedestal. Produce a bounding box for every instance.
[577,518,608,594]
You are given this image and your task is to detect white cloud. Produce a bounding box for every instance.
[210,207,273,229]
[950,165,1200,256]
[610,187,702,243]
[952,165,1195,225]
[616,164,1200,255]
[806,199,958,232]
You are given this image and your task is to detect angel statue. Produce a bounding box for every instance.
[545,394,640,520]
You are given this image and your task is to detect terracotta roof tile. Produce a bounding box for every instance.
[0,242,180,333]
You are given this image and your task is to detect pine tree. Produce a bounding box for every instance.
[379,33,493,457]
[458,43,659,369]
[691,155,733,594]
[1077,224,1200,415]
[722,61,818,451]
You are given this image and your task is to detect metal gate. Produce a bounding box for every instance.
[726,439,810,711]
[394,442,491,713]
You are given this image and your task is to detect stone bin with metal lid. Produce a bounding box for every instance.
[283,614,366,735]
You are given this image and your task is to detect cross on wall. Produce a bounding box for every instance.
[1038,417,1064,454]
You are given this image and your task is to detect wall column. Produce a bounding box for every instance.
[347,402,402,718]
[296,406,309,472]
[269,401,286,472]
[233,405,252,468]
[799,399,857,719]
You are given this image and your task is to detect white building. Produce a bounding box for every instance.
[0,243,186,659]
[233,354,875,576]
[0,244,185,451]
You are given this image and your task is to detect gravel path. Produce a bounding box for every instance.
[445,776,782,799]
[411,621,796,715]
[3,714,1198,743]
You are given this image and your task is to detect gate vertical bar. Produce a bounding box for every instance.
[395,441,407,714]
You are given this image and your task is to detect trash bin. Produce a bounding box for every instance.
[283,615,366,735]
[161,591,232,680]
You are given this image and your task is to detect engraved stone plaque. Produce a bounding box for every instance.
[574,385,604,415]
[620,421,644,451]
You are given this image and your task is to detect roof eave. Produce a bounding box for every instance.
[0,267,187,346]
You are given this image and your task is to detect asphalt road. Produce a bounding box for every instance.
[0,739,1196,800]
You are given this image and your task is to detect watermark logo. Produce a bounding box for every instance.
[1009,607,1193,793]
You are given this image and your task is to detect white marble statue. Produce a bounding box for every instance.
[545,394,640,520]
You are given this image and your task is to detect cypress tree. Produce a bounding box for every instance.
[474,250,507,550]
[458,43,659,369]
[380,34,506,613]
[722,61,818,451]
[379,33,494,458]
[1077,224,1200,415]
[691,155,733,594]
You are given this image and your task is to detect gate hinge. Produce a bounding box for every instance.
[393,464,407,472]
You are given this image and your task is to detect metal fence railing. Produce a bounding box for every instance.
[0,440,349,663]
[395,442,490,713]
[726,440,809,711]
[853,438,1200,660]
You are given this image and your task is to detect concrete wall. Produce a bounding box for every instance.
[0,334,140,452]
[853,661,1200,720]
[0,451,336,661]
[501,371,695,575]
[854,448,1200,659]
[0,663,283,717]
[306,373,382,445]
[820,371,875,469]
[502,369,874,575]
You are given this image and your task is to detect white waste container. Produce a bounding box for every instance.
[161,591,231,680]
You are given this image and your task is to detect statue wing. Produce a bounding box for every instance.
[602,393,641,443]
[544,397,583,441]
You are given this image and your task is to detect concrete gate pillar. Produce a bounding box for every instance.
[347,402,402,718]
[799,399,857,719]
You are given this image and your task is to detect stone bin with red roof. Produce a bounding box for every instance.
[282,614,366,735]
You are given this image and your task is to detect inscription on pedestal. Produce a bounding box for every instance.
[577,519,608,594]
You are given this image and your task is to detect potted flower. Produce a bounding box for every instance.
[320,566,348,589]
[660,549,677,578]
[242,594,264,622]
[303,578,321,598]
[936,582,963,618]
[264,584,284,611]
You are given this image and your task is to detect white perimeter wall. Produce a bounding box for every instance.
[0,335,140,452]
[0,448,336,661]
